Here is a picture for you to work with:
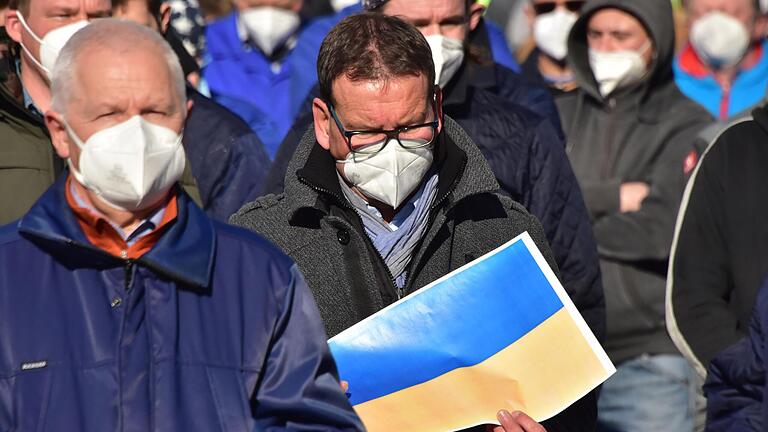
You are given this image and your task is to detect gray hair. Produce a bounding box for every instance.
[50,19,186,115]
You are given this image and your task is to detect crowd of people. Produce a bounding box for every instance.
[0,0,767,430]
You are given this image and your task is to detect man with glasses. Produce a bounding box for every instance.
[232,12,597,432]
[521,0,585,94]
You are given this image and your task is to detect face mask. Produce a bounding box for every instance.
[338,139,434,209]
[690,11,750,68]
[589,42,650,97]
[533,8,578,61]
[66,115,186,212]
[425,35,465,88]
[15,13,88,80]
[240,7,300,57]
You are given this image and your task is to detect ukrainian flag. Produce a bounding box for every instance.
[329,232,614,432]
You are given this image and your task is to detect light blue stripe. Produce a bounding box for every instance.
[329,238,563,405]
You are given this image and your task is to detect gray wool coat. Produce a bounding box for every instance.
[231,117,559,337]
[230,117,598,431]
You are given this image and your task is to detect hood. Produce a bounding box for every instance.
[566,0,676,103]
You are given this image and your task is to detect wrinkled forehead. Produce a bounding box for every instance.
[69,45,180,109]
[28,0,111,17]
[587,7,646,33]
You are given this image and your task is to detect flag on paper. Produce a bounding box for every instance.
[328,231,615,432]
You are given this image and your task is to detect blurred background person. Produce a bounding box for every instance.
[203,0,342,158]
[674,0,768,120]
[0,0,109,226]
[520,0,584,94]
[557,0,712,429]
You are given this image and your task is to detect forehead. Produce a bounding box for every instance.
[71,45,176,105]
[331,74,430,123]
[383,0,466,20]
[30,0,111,14]
[588,8,645,32]
[688,0,753,12]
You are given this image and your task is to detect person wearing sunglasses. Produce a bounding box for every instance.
[232,13,598,431]
[521,0,586,94]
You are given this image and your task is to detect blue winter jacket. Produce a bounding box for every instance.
[203,12,340,156]
[0,177,364,432]
[185,88,271,221]
[705,277,768,431]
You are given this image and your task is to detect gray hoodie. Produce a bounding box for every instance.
[556,0,712,364]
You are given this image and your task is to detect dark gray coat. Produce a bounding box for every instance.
[231,117,597,431]
[557,0,712,364]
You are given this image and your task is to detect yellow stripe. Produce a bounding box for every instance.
[353,308,609,432]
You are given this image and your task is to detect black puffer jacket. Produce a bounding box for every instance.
[557,0,712,364]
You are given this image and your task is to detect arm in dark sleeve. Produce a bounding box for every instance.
[523,119,605,341]
[704,280,768,431]
[252,264,364,431]
[670,139,742,370]
[591,126,699,262]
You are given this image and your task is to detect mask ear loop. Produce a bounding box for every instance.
[14,12,50,76]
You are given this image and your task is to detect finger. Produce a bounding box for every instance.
[510,411,546,432]
[497,410,524,432]
[340,380,349,392]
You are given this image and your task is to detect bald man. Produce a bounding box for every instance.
[0,19,362,431]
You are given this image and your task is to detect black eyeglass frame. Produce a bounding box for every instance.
[327,101,440,156]
[532,0,586,15]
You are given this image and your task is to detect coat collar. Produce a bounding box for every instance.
[18,175,216,290]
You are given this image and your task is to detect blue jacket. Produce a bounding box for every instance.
[184,88,271,221]
[203,12,339,156]
[705,277,768,431]
[0,177,364,432]
[674,41,768,120]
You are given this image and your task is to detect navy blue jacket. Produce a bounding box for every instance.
[260,62,605,341]
[184,88,271,222]
[705,278,768,431]
[0,177,363,431]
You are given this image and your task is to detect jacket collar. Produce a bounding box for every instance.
[443,59,498,109]
[285,116,499,217]
[18,175,216,290]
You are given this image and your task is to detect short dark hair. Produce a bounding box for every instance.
[111,0,164,21]
[317,12,435,106]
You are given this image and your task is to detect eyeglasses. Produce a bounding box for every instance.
[533,0,586,15]
[327,103,439,156]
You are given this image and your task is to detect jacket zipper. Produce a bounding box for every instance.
[601,98,617,179]
[299,179,402,299]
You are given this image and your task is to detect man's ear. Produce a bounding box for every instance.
[159,3,172,33]
[44,110,72,160]
[5,9,23,43]
[434,86,444,135]
[523,2,535,28]
[468,1,485,32]
[312,97,332,150]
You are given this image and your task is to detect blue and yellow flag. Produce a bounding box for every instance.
[329,232,614,432]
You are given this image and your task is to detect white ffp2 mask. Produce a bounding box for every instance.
[690,11,750,68]
[589,42,650,97]
[16,13,88,80]
[66,116,186,212]
[240,7,300,57]
[533,9,578,61]
[425,35,465,88]
[338,140,434,209]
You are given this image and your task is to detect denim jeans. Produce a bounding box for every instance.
[596,354,697,432]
